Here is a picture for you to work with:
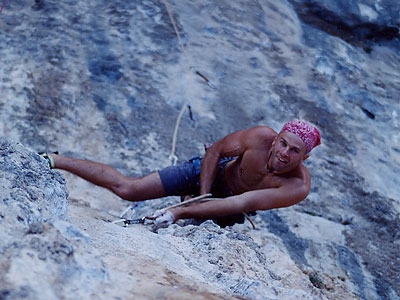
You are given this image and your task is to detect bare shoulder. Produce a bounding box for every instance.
[241,126,277,145]
[245,126,277,137]
[211,126,276,157]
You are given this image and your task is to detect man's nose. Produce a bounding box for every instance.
[281,147,289,157]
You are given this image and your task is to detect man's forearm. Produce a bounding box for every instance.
[170,197,244,220]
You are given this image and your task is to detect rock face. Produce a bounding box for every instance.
[0,0,399,299]
[0,140,107,299]
[0,140,361,300]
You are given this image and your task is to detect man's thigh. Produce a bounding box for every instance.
[158,159,200,196]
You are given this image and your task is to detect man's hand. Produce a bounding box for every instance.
[148,209,175,229]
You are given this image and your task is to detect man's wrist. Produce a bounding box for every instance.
[168,207,180,221]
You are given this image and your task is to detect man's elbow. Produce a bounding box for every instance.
[281,190,309,208]
[250,193,308,212]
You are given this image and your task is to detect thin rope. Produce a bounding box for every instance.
[162,194,256,230]
[160,0,187,58]
[160,0,192,165]
[168,103,187,165]
[0,0,8,14]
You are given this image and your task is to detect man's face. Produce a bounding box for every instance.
[270,131,308,173]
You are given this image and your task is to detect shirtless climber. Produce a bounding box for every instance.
[41,119,321,228]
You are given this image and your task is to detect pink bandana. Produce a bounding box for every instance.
[280,120,321,153]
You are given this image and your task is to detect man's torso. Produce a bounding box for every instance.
[224,141,307,195]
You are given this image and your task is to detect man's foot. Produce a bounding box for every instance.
[39,152,58,169]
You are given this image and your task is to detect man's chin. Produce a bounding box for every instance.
[273,163,296,174]
[273,160,288,171]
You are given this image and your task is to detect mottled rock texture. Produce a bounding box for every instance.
[0,0,399,299]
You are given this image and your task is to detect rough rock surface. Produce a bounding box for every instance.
[0,0,399,299]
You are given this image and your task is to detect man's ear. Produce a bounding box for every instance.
[303,154,310,161]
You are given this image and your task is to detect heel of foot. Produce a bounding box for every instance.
[39,152,56,169]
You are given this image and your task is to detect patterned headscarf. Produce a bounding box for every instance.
[280,119,321,153]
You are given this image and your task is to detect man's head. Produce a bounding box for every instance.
[279,119,321,154]
[268,120,320,174]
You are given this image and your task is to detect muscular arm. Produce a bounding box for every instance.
[171,177,309,220]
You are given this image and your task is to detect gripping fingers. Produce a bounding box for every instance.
[147,210,175,229]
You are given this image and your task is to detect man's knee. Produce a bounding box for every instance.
[112,179,137,201]
[112,174,166,201]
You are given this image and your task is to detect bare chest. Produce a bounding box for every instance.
[226,157,283,193]
[238,165,281,189]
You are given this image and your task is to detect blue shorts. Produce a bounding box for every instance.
[158,157,235,197]
[158,156,246,227]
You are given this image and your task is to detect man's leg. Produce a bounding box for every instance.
[49,154,166,201]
